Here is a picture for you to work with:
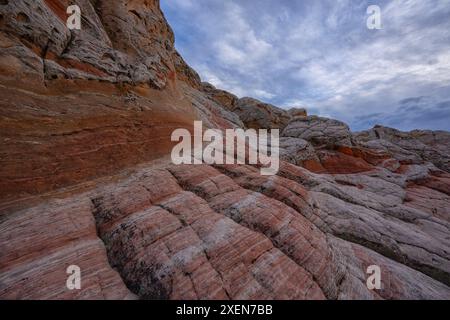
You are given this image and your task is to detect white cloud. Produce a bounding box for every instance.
[252,89,275,100]
[162,0,450,131]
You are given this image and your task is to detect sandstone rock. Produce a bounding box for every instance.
[287,107,307,118]
[0,0,198,89]
[234,97,290,130]
[405,183,450,223]
[275,159,450,289]
[315,150,374,174]
[1,0,449,302]
[309,189,450,286]
[0,196,135,299]
[0,0,243,204]
[283,116,353,147]
[279,137,319,166]
[329,235,450,300]
[0,82,199,203]
[91,168,326,299]
[201,82,238,112]
[182,82,244,129]
[355,125,450,172]
[166,164,344,299]
[173,51,201,89]
[3,156,450,299]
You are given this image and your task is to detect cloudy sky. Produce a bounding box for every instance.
[161,0,450,131]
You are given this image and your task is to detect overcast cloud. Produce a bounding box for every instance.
[161,0,450,131]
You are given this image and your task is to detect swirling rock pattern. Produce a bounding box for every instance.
[0,0,449,300]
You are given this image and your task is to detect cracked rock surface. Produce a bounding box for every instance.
[0,0,449,300]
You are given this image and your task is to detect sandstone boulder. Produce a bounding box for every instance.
[0,0,197,89]
[355,125,450,171]
[287,107,307,118]
[234,97,290,130]
[201,82,238,112]
[279,137,319,166]
[283,116,353,147]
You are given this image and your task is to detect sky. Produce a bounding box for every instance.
[161,0,450,131]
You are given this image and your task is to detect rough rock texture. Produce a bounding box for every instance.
[287,107,307,118]
[0,196,136,299]
[0,0,200,89]
[279,137,319,167]
[1,0,449,300]
[92,167,327,299]
[283,116,353,147]
[234,97,291,130]
[201,82,238,112]
[0,0,245,204]
[355,125,450,172]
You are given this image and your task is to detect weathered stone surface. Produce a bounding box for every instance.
[329,235,450,300]
[201,82,239,112]
[181,82,244,130]
[1,0,449,301]
[315,150,374,174]
[0,196,135,299]
[405,181,450,223]
[234,97,291,130]
[0,0,199,89]
[355,125,450,172]
[279,137,319,166]
[0,0,243,204]
[0,82,199,203]
[283,116,353,147]
[4,155,449,299]
[91,167,326,299]
[287,107,307,118]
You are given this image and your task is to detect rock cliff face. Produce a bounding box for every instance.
[1,0,449,300]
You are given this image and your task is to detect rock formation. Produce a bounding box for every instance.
[233,97,291,130]
[0,0,449,300]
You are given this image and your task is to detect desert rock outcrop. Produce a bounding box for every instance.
[234,97,291,130]
[0,0,449,300]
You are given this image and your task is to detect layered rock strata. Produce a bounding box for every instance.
[0,0,449,300]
